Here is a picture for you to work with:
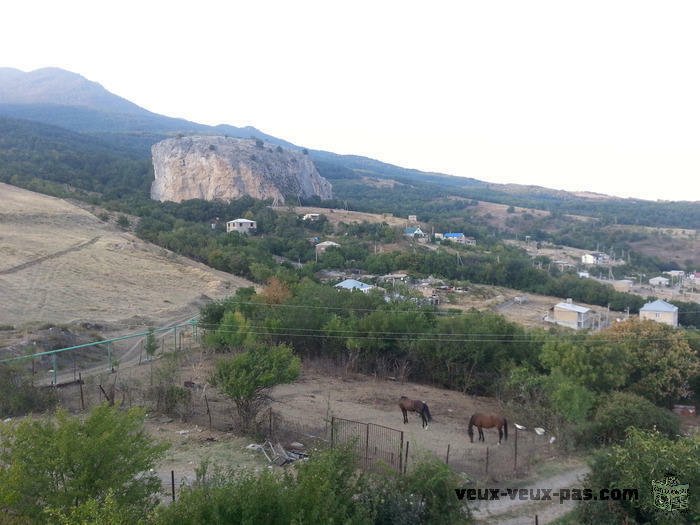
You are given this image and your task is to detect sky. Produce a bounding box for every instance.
[3,0,700,202]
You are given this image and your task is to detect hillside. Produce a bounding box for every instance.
[0,183,254,327]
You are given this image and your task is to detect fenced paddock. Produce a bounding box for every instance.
[7,322,562,485]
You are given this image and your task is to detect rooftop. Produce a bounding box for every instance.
[555,302,590,314]
[640,299,678,313]
[335,279,374,292]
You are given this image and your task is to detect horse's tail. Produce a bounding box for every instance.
[503,418,508,440]
[467,414,474,433]
[423,403,432,422]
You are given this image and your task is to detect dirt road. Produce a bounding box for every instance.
[471,461,590,524]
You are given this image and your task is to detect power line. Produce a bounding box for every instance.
[205,327,700,344]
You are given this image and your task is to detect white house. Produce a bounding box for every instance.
[226,218,257,234]
[334,279,374,293]
[639,299,678,327]
[303,213,321,221]
[664,270,685,278]
[581,253,610,265]
[315,240,340,254]
[545,300,594,330]
[442,233,476,246]
[404,227,426,239]
[649,276,670,287]
[408,215,418,223]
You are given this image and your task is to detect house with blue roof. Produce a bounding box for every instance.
[440,233,476,246]
[639,299,678,327]
[334,279,375,294]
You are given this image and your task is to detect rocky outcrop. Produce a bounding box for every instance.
[150,136,332,203]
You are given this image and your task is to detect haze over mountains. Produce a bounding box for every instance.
[0,67,698,233]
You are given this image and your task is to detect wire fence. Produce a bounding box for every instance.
[330,417,404,472]
[12,320,560,485]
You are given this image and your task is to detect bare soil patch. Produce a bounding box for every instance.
[286,206,411,228]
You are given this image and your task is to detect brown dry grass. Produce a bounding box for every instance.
[0,183,254,328]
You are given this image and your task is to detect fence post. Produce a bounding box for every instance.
[514,427,519,472]
[399,430,404,474]
[79,372,85,410]
[107,342,112,372]
[174,326,177,351]
[446,444,450,465]
[171,470,175,502]
[365,424,370,468]
[269,407,273,437]
[331,416,335,448]
[204,393,212,429]
[404,441,409,474]
[485,446,489,475]
[52,353,57,385]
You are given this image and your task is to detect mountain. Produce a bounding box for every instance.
[0,67,698,230]
[0,67,149,114]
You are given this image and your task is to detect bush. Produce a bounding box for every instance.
[575,428,699,524]
[0,363,57,417]
[157,447,471,525]
[0,405,168,521]
[575,391,681,446]
[116,215,130,229]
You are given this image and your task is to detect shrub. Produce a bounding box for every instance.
[0,363,57,417]
[0,405,168,521]
[575,391,681,446]
[575,428,699,524]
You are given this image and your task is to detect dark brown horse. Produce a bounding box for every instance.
[399,396,432,429]
[468,413,508,444]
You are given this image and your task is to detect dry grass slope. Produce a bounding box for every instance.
[0,183,254,327]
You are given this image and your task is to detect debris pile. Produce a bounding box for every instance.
[247,441,308,466]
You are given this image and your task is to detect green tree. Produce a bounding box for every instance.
[576,391,681,446]
[204,310,254,351]
[144,329,157,361]
[210,343,300,430]
[540,340,627,393]
[0,405,168,521]
[575,428,699,525]
[116,215,130,229]
[545,370,596,424]
[602,320,700,405]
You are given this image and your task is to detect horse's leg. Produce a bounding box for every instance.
[479,427,484,442]
[498,427,502,445]
[401,407,407,424]
[422,410,429,430]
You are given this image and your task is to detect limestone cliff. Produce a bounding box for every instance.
[150,136,332,203]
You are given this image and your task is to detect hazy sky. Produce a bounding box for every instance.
[4,0,700,201]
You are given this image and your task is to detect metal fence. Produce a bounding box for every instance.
[330,416,404,472]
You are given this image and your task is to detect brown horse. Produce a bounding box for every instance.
[399,396,432,429]
[468,413,508,444]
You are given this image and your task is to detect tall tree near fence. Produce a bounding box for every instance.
[210,343,301,431]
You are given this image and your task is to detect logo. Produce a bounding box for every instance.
[652,475,689,512]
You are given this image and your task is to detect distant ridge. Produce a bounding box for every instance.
[0,67,149,115]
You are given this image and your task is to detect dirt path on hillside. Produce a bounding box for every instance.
[471,461,591,524]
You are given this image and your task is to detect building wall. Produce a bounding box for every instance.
[640,310,678,327]
[553,307,579,328]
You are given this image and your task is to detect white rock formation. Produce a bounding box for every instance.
[150,136,332,203]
